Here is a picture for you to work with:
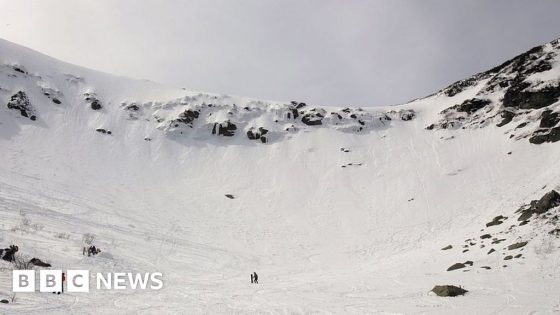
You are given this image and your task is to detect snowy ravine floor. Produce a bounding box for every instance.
[0,38,560,314]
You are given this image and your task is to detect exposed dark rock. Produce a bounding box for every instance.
[507,241,528,250]
[11,65,27,74]
[1,245,18,262]
[95,128,112,135]
[176,109,199,126]
[225,194,235,199]
[519,220,529,226]
[29,258,51,267]
[480,234,492,239]
[84,92,102,110]
[517,190,560,221]
[464,261,473,266]
[540,110,560,128]
[503,84,560,110]
[301,112,323,126]
[447,263,466,271]
[549,228,560,236]
[7,91,36,120]
[0,299,8,304]
[247,127,269,141]
[441,245,452,250]
[481,266,491,270]
[487,248,496,255]
[126,104,140,111]
[447,98,491,114]
[515,122,529,129]
[514,254,522,258]
[496,110,516,127]
[486,215,506,227]
[529,126,560,144]
[400,110,416,121]
[443,77,479,97]
[504,255,513,260]
[431,285,468,297]
[491,238,506,244]
[212,121,237,137]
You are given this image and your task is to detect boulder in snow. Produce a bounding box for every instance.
[7,91,36,120]
[517,190,560,221]
[431,285,468,297]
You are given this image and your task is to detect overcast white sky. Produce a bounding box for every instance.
[0,0,559,106]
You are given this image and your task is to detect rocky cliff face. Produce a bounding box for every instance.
[426,38,560,144]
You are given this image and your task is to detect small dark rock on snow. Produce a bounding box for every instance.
[225,194,235,199]
[96,128,112,135]
[431,285,468,297]
[486,215,506,227]
[447,263,466,271]
[29,258,51,267]
[507,241,528,250]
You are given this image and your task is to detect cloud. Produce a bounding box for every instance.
[0,0,559,106]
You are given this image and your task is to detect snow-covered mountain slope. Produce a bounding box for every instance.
[0,37,560,314]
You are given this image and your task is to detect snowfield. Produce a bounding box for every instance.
[0,37,560,314]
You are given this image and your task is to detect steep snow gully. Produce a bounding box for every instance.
[0,37,560,313]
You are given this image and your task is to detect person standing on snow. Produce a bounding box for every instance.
[253,272,258,284]
[54,272,66,294]
[60,272,66,294]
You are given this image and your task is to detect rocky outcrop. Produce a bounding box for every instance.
[447,98,491,115]
[84,92,102,110]
[496,110,516,127]
[427,38,560,144]
[1,245,18,262]
[301,111,324,126]
[517,190,560,221]
[176,109,199,126]
[503,83,560,110]
[7,91,36,120]
[529,127,560,144]
[246,127,269,143]
[41,87,62,104]
[539,110,560,128]
[212,121,237,137]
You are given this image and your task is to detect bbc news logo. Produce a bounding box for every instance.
[13,270,163,292]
